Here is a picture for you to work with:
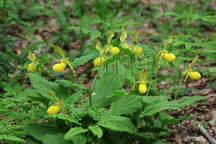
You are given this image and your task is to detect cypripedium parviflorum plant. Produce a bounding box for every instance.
[156,33,175,69]
[182,54,201,83]
[21,27,205,144]
[49,43,76,78]
[137,71,148,94]
[27,48,37,72]
[93,40,106,67]
[120,27,132,50]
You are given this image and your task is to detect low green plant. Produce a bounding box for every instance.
[0,28,205,144]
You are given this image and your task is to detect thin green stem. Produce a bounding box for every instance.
[89,93,92,107]
[115,60,118,73]
[3,0,7,9]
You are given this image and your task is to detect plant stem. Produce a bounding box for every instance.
[3,0,7,9]
[115,60,118,73]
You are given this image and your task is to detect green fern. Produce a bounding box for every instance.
[0,134,25,143]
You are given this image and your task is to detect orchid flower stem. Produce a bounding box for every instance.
[115,60,118,73]
[3,0,7,9]
[89,93,92,107]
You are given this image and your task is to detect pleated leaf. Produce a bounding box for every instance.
[88,125,103,138]
[98,115,136,133]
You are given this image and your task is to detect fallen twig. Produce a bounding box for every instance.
[193,121,216,144]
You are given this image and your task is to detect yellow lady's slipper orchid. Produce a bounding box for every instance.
[189,71,201,80]
[109,46,120,55]
[28,63,36,72]
[139,83,147,94]
[47,103,60,114]
[163,53,176,62]
[52,62,66,72]
[93,57,104,67]
[134,45,142,56]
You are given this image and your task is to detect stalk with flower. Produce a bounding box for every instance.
[137,71,148,94]
[93,40,105,67]
[156,33,176,70]
[46,91,61,115]
[182,54,201,84]
[49,43,76,78]
[27,48,37,72]
[120,27,131,50]
[120,27,143,57]
[108,29,120,56]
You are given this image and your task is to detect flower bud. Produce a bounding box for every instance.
[139,83,147,94]
[189,71,201,80]
[93,57,104,67]
[47,104,60,114]
[28,63,36,72]
[52,62,66,72]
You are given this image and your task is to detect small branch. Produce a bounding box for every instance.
[193,121,216,144]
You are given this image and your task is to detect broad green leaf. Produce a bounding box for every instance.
[158,112,180,126]
[64,127,88,141]
[98,115,136,133]
[92,74,125,106]
[176,96,206,106]
[92,63,126,106]
[88,125,103,138]
[110,95,142,115]
[120,48,135,57]
[140,96,205,117]
[25,124,69,144]
[42,133,68,144]
[103,54,120,65]
[28,73,70,100]
[140,97,181,117]
[65,90,83,104]
[90,30,101,42]
[70,135,87,144]
[72,54,95,68]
